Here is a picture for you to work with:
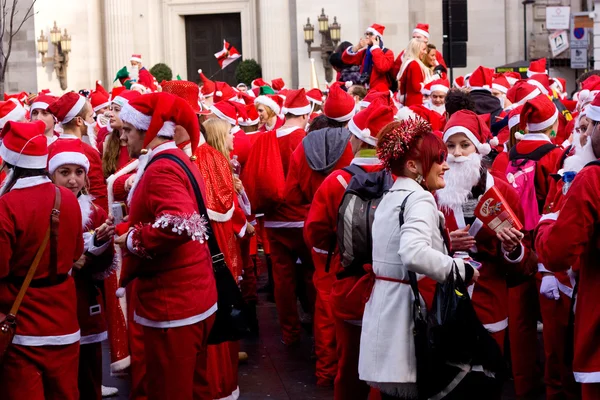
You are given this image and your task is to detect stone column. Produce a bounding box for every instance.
[103,0,135,82]
[595,2,600,70]
[258,0,292,85]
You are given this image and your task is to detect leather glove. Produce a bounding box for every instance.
[540,274,560,300]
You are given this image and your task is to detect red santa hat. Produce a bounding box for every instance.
[161,80,201,113]
[413,23,430,39]
[582,75,600,92]
[467,66,494,92]
[527,58,547,78]
[211,100,248,126]
[583,92,600,122]
[508,105,524,131]
[251,78,270,90]
[111,89,141,108]
[198,69,216,98]
[453,76,465,89]
[0,120,47,169]
[366,23,386,38]
[527,74,550,95]
[306,88,323,105]
[396,104,446,132]
[130,54,142,63]
[519,95,558,132]
[30,94,58,113]
[421,80,433,96]
[492,74,510,94]
[430,79,450,94]
[48,92,87,124]
[503,72,522,86]
[271,78,286,91]
[506,81,541,107]
[443,110,493,155]
[239,104,260,126]
[48,137,90,175]
[120,93,201,149]
[550,77,567,95]
[90,90,110,113]
[213,82,238,103]
[323,83,355,122]
[349,104,394,146]
[359,90,394,109]
[0,100,27,129]
[95,80,110,99]
[282,89,311,116]
[254,94,283,116]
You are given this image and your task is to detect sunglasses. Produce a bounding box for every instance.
[365,32,374,37]
[437,150,448,164]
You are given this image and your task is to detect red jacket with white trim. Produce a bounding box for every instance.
[342,46,395,92]
[0,180,83,345]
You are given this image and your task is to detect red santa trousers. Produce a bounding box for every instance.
[333,316,371,400]
[142,314,216,400]
[311,249,338,384]
[266,227,316,344]
[206,341,240,399]
[127,281,148,400]
[240,235,258,304]
[78,342,102,400]
[583,383,600,400]
[0,342,79,400]
[508,276,542,396]
[539,291,580,400]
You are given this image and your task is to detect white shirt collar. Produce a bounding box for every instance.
[58,133,80,140]
[149,141,178,160]
[351,157,381,166]
[522,133,552,143]
[11,176,52,191]
[276,126,300,138]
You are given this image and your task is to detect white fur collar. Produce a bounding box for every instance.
[78,194,94,230]
[127,141,178,204]
[10,176,52,191]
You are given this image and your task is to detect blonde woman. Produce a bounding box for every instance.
[398,39,432,107]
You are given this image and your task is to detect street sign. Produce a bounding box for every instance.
[547,7,571,30]
[570,12,591,49]
[571,48,587,69]
[549,30,569,57]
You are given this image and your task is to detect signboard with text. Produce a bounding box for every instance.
[570,12,592,49]
[547,7,571,30]
[549,30,569,57]
[571,48,587,69]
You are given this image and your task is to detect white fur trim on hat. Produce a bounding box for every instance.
[157,121,176,138]
[0,103,26,128]
[443,125,491,156]
[283,104,312,116]
[348,118,376,146]
[120,103,152,131]
[210,105,237,125]
[130,55,142,63]
[0,144,48,169]
[93,101,111,112]
[527,79,549,95]
[254,96,281,115]
[527,107,559,132]
[468,84,492,93]
[431,84,449,94]
[585,104,600,122]
[366,27,383,37]
[413,28,430,38]
[62,95,87,124]
[515,88,542,106]
[30,101,50,112]
[395,107,417,121]
[48,151,90,175]
[527,69,548,78]
[328,107,355,122]
[508,114,521,130]
[492,83,508,94]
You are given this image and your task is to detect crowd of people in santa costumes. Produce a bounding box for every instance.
[2,20,600,400]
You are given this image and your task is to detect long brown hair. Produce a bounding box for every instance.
[102,130,121,178]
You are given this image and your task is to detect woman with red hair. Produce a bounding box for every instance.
[358,120,479,399]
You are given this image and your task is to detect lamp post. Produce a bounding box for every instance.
[37,21,72,90]
[522,0,536,62]
[303,9,341,84]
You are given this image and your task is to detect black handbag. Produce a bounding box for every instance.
[148,153,250,344]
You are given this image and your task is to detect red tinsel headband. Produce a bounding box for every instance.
[376,118,432,171]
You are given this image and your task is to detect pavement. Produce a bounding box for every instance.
[102,270,546,400]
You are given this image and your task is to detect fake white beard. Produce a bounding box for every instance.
[430,102,446,115]
[563,134,597,173]
[84,121,98,150]
[436,152,483,210]
[0,168,14,196]
[78,194,94,230]
[126,150,150,205]
[130,66,139,81]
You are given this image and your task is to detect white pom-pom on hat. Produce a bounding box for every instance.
[515,132,525,140]
[198,69,202,74]
[216,91,222,97]
[98,80,102,85]
[345,81,353,89]
[116,287,126,298]
[489,137,499,147]
[478,142,492,156]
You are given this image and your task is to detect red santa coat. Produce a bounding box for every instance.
[124,142,217,327]
[439,172,530,337]
[231,126,252,166]
[393,50,447,80]
[49,134,108,212]
[264,126,309,227]
[399,60,425,107]
[536,165,600,382]
[341,46,395,92]
[258,115,285,133]
[0,179,84,345]
[75,195,114,344]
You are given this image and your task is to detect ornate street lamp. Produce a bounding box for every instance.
[37,21,71,90]
[303,9,341,84]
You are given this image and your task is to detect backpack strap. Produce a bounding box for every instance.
[509,142,557,162]
[341,164,365,177]
[585,160,600,168]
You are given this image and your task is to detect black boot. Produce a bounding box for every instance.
[246,301,259,337]
[259,254,275,303]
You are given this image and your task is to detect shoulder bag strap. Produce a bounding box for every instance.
[397,191,422,314]
[8,186,61,317]
[146,153,223,259]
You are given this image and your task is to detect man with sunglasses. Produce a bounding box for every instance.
[341,23,395,93]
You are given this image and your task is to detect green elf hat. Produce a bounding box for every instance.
[259,85,276,95]
[176,74,182,81]
[114,66,129,83]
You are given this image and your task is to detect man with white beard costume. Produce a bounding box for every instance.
[436,110,530,354]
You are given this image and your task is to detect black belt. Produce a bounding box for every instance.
[2,273,69,288]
